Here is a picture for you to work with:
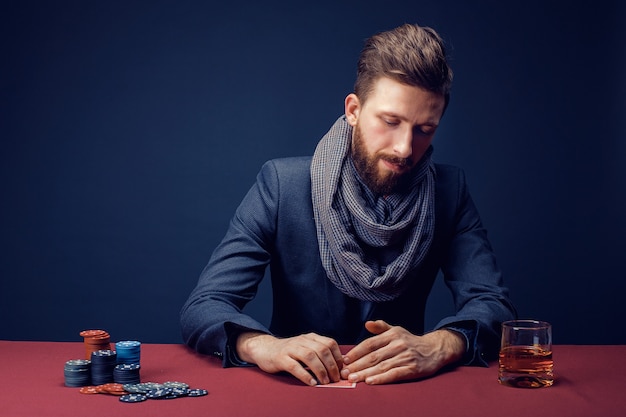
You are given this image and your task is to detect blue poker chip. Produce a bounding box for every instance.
[113,363,141,384]
[90,350,117,385]
[116,363,140,370]
[116,341,141,348]
[119,393,147,403]
[166,387,189,398]
[187,388,209,397]
[115,341,141,365]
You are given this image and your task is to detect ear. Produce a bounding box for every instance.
[344,93,360,126]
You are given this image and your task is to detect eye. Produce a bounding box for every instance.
[415,126,436,136]
[382,118,399,127]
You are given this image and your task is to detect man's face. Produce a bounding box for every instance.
[345,77,446,195]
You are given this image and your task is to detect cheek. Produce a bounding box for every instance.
[364,123,395,150]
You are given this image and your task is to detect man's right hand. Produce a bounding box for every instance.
[235,332,344,386]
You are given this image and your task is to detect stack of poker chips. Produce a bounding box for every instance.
[64,359,91,387]
[115,341,141,365]
[80,330,111,360]
[114,363,141,385]
[90,350,117,385]
[113,340,141,384]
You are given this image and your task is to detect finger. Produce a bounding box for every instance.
[283,358,319,387]
[364,320,392,335]
[324,345,344,382]
[343,341,398,380]
[345,333,443,384]
[343,321,394,366]
[299,335,343,383]
[344,349,417,384]
[359,363,418,385]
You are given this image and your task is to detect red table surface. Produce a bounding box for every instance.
[1,341,625,417]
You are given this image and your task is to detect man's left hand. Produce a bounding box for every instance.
[340,320,466,385]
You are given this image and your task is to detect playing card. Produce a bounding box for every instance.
[315,380,357,388]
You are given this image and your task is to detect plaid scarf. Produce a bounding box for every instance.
[311,116,436,302]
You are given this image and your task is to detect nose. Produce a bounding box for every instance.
[392,128,413,159]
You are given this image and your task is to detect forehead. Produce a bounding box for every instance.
[362,77,446,122]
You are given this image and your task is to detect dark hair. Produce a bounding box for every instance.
[354,23,453,107]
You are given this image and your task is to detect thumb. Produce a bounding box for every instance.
[364,320,392,335]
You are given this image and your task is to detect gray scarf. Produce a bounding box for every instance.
[311,116,436,302]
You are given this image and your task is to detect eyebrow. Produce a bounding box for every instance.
[379,111,440,127]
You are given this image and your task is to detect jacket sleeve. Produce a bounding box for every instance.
[179,161,280,365]
[433,167,517,365]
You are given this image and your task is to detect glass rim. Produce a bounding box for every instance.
[502,319,551,329]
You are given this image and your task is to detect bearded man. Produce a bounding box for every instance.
[180,23,516,386]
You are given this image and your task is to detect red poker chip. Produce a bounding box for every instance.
[79,386,99,395]
[79,330,108,338]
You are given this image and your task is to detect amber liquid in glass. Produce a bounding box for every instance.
[498,345,554,388]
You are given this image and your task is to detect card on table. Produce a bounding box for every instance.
[315,380,356,388]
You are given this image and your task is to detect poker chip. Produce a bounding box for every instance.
[163,381,189,390]
[65,359,91,369]
[115,341,141,365]
[122,383,143,394]
[163,387,189,399]
[130,382,164,393]
[79,386,99,395]
[96,383,127,396]
[187,388,209,397]
[68,329,208,404]
[119,393,147,403]
[80,330,111,360]
[145,387,173,399]
[64,359,91,387]
[77,382,209,403]
[113,363,141,385]
[90,349,117,385]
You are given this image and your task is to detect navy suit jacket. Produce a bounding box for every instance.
[180,157,516,366]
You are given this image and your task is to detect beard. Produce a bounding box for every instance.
[350,123,413,195]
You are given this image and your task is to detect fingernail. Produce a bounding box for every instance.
[340,369,350,379]
[310,378,318,386]
[348,373,358,382]
[342,356,350,364]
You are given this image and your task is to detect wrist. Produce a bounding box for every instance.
[236,331,272,364]
[427,329,466,366]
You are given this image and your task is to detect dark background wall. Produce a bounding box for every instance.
[2,1,624,346]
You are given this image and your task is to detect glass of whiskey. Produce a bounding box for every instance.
[498,320,554,388]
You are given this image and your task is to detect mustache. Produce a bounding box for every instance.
[379,154,412,168]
